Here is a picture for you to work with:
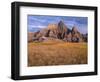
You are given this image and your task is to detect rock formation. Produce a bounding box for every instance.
[28,20,87,42]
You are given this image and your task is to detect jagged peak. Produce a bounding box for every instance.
[72,26,78,32]
[58,20,65,25]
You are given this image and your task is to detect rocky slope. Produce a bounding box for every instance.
[28,20,87,42]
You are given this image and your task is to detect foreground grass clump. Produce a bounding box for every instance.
[28,41,87,66]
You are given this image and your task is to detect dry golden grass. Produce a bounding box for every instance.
[28,40,87,66]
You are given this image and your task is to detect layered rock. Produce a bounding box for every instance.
[47,24,58,38]
[28,32,34,42]
[57,21,67,39]
[28,20,87,42]
[71,26,83,42]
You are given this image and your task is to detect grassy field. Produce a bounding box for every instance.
[28,40,87,66]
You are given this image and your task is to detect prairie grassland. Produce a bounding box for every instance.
[28,41,87,66]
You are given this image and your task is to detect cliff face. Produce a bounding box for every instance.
[28,21,87,42]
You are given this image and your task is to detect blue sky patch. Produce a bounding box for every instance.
[28,15,88,34]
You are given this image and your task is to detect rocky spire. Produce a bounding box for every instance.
[72,26,78,33]
[57,20,68,39]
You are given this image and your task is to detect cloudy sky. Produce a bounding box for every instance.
[28,15,88,34]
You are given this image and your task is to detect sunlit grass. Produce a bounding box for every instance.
[28,41,87,66]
